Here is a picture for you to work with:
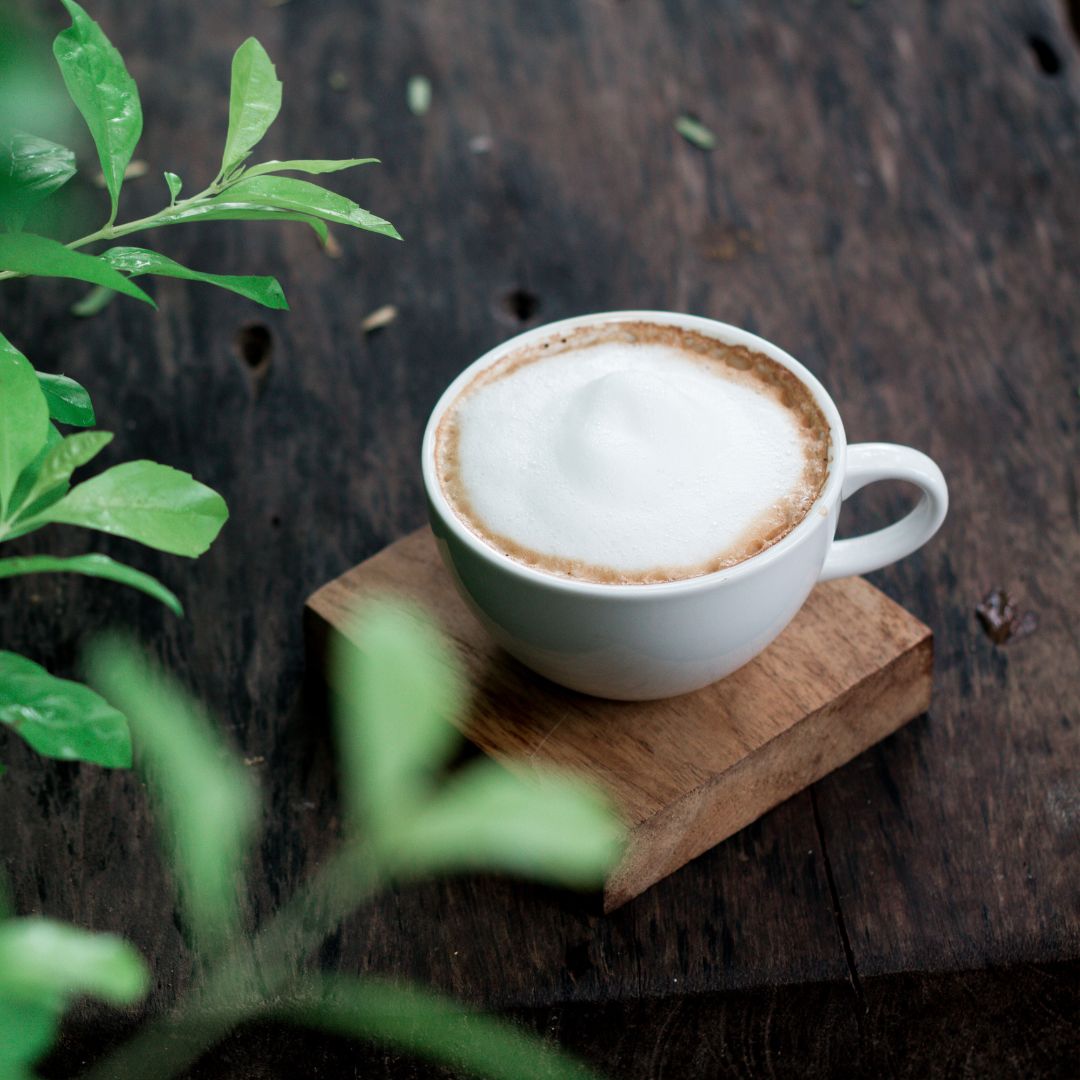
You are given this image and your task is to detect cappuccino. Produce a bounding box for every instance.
[435,321,830,584]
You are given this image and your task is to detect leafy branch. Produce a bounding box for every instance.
[0,0,398,772]
[0,602,624,1079]
[0,5,625,1078]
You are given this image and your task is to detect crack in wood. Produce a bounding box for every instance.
[810,785,866,1036]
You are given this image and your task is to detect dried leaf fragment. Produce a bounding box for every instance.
[361,304,398,333]
[93,160,148,188]
[975,588,1039,645]
[675,115,716,151]
[71,284,117,317]
[407,76,432,116]
[322,228,343,259]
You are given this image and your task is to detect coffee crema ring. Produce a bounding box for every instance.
[435,321,831,586]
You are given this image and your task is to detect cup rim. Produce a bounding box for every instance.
[421,310,848,597]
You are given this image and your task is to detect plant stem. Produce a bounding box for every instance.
[79,846,379,1080]
[0,183,223,283]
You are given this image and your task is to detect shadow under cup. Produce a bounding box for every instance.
[421,311,947,701]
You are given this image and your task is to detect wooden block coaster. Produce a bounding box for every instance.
[306,528,933,911]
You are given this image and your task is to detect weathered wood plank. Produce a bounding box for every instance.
[0,0,1076,1073]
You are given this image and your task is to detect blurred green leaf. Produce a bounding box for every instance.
[0,554,181,616]
[71,283,118,317]
[242,157,378,179]
[53,0,142,221]
[0,651,131,767]
[164,170,182,203]
[0,132,76,231]
[86,638,257,948]
[0,915,147,1072]
[9,429,112,518]
[221,176,401,240]
[0,331,49,521]
[102,246,288,310]
[331,602,464,836]
[0,9,74,142]
[0,917,148,1006]
[0,234,155,307]
[151,201,329,242]
[398,761,623,889]
[288,975,601,1080]
[35,371,95,427]
[0,995,54,1076]
[221,38,282,178]
[23,460,228,556]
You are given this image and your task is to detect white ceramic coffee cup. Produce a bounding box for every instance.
[421,311,947,700]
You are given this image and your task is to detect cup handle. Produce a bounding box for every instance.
[818,443,948,582]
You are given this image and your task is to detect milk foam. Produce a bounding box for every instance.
[439,336,827,582]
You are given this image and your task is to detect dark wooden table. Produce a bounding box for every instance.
[2,1,1078,1076]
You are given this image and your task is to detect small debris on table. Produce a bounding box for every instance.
[698,224,765,262]
[469,134,493,154]
[975,588,1039,645]
[243,755,266,767]
[93,160,147,187]
[675,114,716,150]
[71,284,117,317]
[321,227,343,259]
[328,70,349,92]
[407,75,432,116]
[361,304,398,333]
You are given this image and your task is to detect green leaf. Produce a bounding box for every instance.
[0,917,147,1074]
[675,114,716,151]
[53,0,142,221]
[0,917,148,1006]
[0,332,49,520]
[0,651,131,767]
[164,170,182,203]
[102,247,288,310]
[406,75,432,116]
[287,976,600,1080]
[0,234,154,307]
[23,460,228,557]
[330,601,464,836]
[0,995,56,1072]
[71,284,118,317]
[221,38,282,177]
[6,423,63,522]
[86,637,257,949]
[221,176,402,239]
[151,201,329,242]
[0,132,77,231]
[35,372,95,426]
[397,761,623,889]
[0,554,181,616]
[241,157,379,179]
[9,430,112,519]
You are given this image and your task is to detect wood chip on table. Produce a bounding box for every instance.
[361,304,398,333]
